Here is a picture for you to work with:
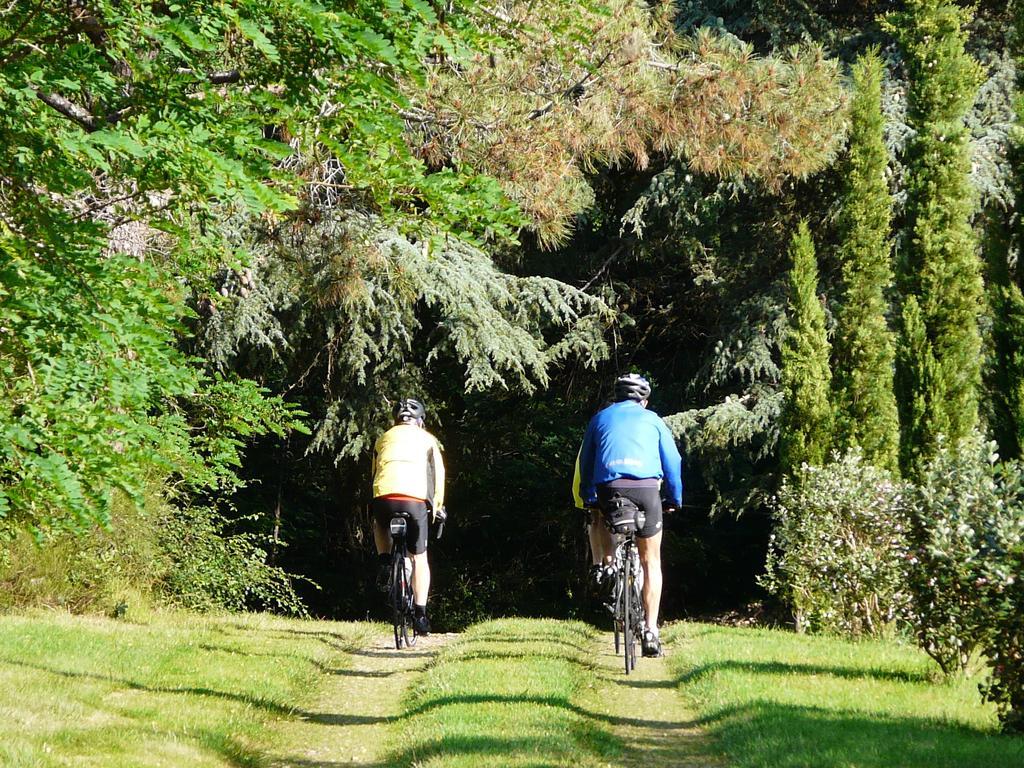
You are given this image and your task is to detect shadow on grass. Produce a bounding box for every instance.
[464,633,593,654]
[260,628,366,653]
[679,659,932,686]
[324,665,404,679]
[276,735,598,768]
[398,691,694,731]
[691,700,1024,768]
[0,656,301,716]
[377,733,616,768]
[610,675,676,691]
[351,646,434,660]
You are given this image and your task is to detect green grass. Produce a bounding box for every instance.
[387,618,622,767]
[664,622,1024,768]
[0,610,372,767]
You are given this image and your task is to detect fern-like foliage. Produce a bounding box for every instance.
[197,210,615,459]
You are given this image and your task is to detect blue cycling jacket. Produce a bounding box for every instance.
[579,400,683,507]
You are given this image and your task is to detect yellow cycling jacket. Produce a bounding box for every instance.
[572,446,584,509]
[372,424,445,511]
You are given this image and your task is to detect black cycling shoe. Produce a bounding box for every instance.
[376,563,392,593]
[414,614,431,636]
[641,630,663,658]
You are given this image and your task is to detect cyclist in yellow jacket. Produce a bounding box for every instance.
[372,398,446,635]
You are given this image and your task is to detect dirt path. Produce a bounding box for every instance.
[581,631,724,767]
[267,630,454,767]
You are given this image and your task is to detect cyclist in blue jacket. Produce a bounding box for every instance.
[579,373,683,657]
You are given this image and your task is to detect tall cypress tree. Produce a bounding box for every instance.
[780,221,833,472]
[896,295,945,477]
[833,50,900,474]
[989,0,1024,459]
[884,0,985,475]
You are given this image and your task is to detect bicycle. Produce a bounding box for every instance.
[387,512,417,650]
[386,505,446,650]
[601,496,646,674]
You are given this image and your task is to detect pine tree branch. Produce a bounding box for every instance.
[527,53,611,121]
[580,245,625,292]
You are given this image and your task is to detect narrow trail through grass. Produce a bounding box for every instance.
[358,618,721,767]
[267,630,455,767]
[581,631,722,768]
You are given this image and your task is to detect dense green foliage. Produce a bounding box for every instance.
[832,51,900,473]
[763,451,909,636]
[0,0,482,533]
[886,0,986,476]
[779,222,832,472]
[906,437,1023,674]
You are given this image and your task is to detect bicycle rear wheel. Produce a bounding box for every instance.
[402,559,417,648]
[623,551,635,674]
[390,553,405,649]
[391,552,417,649]
[630,579,643,671]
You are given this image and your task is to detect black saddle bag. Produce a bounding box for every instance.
[602,494,645,534]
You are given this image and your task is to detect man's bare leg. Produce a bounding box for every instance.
[637,531,663,632]
[411,551,430,606]
[588,510,615,565]
[372,518,392,555]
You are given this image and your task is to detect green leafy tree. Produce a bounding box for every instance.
[780,221,833,472]
[832,50,900,474]
[884,0,986,475]
[0,0,518,533]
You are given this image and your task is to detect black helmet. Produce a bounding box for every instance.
[613,373,651,402]
[393,398,426,425]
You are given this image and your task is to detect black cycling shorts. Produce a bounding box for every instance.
[596,484,663,539]
[372,496,430,554]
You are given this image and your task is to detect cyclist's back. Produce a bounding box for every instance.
[580,400,682,504]
[373,423,444,504]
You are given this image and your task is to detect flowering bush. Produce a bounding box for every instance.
[906,436,1008,675]
[979,508,1024,732]
[763,450,911,636]
[973,458,1024,733]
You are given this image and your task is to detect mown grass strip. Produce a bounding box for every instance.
[386,618,622,767]
[0,611,372,767]
[664,622,1024,768]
